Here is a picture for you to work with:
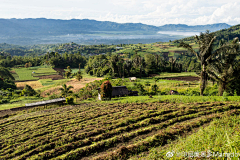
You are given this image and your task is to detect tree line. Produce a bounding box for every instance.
[84,53,183,78]
[0,51,87,69]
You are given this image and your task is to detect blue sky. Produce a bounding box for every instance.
[1,0,240,26]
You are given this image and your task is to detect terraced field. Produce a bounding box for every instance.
[1,102,240,159]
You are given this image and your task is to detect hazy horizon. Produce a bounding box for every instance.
[1,0,240,26]
[0,17,233,27]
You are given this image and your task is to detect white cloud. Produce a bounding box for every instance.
[0,0,240,26]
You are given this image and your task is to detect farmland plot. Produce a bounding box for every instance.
[13,66,58,81]
[0,102,240,159]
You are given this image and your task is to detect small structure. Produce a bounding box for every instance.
[97,86,129,100]
[129,77,137,82]
[25,98,66,107]
[128,90,138,96]
[116,47,123,49]
[112,86,129,97]
[170,90,179,95]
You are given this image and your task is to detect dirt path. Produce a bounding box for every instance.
[41,78,103,97]
[16,81,43,89]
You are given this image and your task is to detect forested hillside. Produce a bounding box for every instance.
[181,24,240,44]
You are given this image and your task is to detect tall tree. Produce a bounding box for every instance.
[206,37,240,96]
[169,57,177,72]
[179,30,216,95]
[0,67,15,80]
[75,70,83,81]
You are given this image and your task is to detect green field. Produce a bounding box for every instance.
[13,66,57,81]
[0,96,48,110]
[13,68,39,81]
[115,42,199,58]
[39,79,56,86]
[81,95,240,104]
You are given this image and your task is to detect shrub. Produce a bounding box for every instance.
[0,99,9,104]
[204,84,218,96]
[66,97,74,104]
[22,85,36,96]
[100,80,113,100]
[185,88,200,96]
[49,94,60,100]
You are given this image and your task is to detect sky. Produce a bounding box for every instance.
[1,0,240,26]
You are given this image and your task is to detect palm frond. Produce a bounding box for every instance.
[178,42,199,60]
[199,36,216,58]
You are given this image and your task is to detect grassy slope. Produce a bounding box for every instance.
[115,42,198,58]
[14,68,39,81]
[13,66,57,81]
[81,95,240,104]
[0,97,49,110]
[133,114,240,159]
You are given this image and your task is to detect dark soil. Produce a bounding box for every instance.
[38,75,64,80]
[163,76,200,81]
[53,68,66,73]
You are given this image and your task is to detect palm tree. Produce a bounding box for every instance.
[59,84,73,97]
[65,71,71,79]
[75,71,83,81]
[169,57,177,72]
[206,37,240,96]
[153,77,160,95]
[109,55,119,77]
[132,54,143,78]
[179,30,216,95]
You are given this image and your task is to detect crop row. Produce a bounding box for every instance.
[0,102,236,159]
[3,103,238,159]
[0,103,177,144]
[0,106,178,158]
[94,110,240,160]
[56,109,240,160]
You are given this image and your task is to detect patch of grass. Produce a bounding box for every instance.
[0,96,48,110]
[14,68,39,81]
[140,114,240,159]
[39,79,55,86]
[13,66,57,81]
[81,95,240,104]
[36,78,71,92]
[158,72,198,78]
[10,70,20,81]
[32,67,57,77]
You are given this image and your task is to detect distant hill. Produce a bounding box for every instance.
[180,24,240,43]
[158,23,231,32]
[0,18,231,37]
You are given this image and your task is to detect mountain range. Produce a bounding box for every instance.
[0,18,231,37]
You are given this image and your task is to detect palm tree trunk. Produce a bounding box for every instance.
[219,81,227,96]
[200,64,207,96]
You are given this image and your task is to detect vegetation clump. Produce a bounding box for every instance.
[59,84,73,97]
[100,80,113,100]
[21,84,36,96]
